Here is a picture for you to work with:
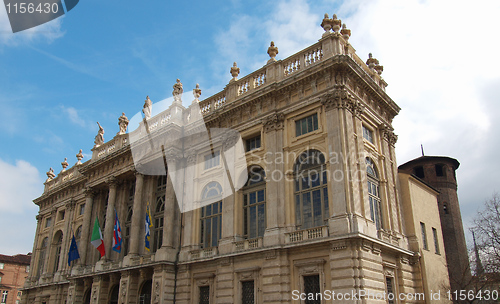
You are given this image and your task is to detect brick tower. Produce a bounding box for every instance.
[399,156,470,293]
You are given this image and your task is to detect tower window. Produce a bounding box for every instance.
[435,164,444,176]
[414,166,425,179]
[443,203,449,214]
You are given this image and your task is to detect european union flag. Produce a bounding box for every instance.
[67,234,80,266]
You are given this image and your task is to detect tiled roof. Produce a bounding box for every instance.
[0,253,31,265]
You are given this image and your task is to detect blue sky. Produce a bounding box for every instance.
[1,0,499,255]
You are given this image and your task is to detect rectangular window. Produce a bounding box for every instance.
[204,151,220,170]
[201,201,223,248]
[421,222,428,250]
[79,204,85,216]
[199,286,210,304]
[432,227,440,254]
[386,277,395,304]
[246,135,261,152]
[362,125,374,144]
[26,265,30,273]
[45,217,52,228]
[303,275,321,304]
[57,210,65,221]
[0,263,4,269]
[241,281,255,304]
[295,113,318,137]
[1,291,8,304]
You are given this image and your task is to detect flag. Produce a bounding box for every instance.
[67,234,80,266]
[112,210,122,253]
[91,217,105,258]
[145,201,152,252]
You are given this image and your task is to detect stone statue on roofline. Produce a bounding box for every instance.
[143,96,152,120]
[267,41,278,63]
[94,122,104,147]
[118,112,129,135]
[321,13,333,35]
[46,167,56,182]
[193,84,202,102]
[173,79,183,103]
[230,62,240,82]
[76,149,84,165]
[61,158,69,173]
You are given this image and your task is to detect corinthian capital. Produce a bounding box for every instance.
[263,112,285,133]
[380,125,398,147]
[320,85,352,111]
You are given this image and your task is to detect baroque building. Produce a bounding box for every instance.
[23,13,457,304]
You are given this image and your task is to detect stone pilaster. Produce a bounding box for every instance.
[381,125,401,234]
[60,199,77,271]
[156,153,178,261]
[80,187,95,266]
[128,172,144,257]
[27,214,42,283]
[45,208,56,273]
[104,176,118,260]
[321,86,350,235]
[262,112,286,246]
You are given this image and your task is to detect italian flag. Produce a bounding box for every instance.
[91,217,106,258]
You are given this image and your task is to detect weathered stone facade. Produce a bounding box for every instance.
[23,14,455,304]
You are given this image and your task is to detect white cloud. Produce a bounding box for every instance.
[0,159,43,213]
[0,158,42,254]
[0,5,65,47]
[62,106,87,128]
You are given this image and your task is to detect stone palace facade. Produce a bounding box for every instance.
[22,13,459,304]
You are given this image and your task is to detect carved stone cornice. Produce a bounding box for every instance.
[263,112,285,133]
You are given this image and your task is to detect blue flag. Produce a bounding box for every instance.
[145,201,152,251]
[112,210,122,253]
[68,234,80,266]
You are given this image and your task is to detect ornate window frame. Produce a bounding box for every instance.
[294,259,326,304]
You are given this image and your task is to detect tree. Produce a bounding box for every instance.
[472,193,500,274]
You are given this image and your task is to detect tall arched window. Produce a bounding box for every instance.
[366,158,382,230]
[37,237,48,277]
[154,176,167,252]
[52,231,63,272]
[294,150,329,229]
[200,182,223,248]
[242,167,266,239]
